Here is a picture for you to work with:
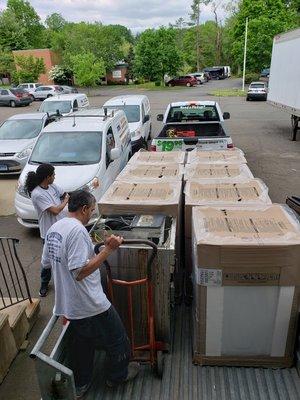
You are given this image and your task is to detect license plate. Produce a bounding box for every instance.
[0,164,8,171]
[197,139,227,150]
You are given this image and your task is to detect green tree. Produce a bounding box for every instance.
[231,0,298,72]
[134,27,182,82]
[70,52,105,87]
[13,55,45,83]
[0,9,28,50]
[0,48,15,82]
[7,0,45,48]
[189,0,211,70]
[45,13,67,31]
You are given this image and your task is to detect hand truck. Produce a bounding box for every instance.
[95,239,165,377]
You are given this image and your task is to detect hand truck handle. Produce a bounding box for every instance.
[94,239,158,279]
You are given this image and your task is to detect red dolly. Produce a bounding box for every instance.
[95,239,166,377]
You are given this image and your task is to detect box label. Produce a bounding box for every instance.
[197,268,222,286]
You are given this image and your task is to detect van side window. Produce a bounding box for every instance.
[106,127,116,167]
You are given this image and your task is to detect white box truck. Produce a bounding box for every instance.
[267,28,300,141]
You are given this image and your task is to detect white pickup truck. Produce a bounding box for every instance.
[151,101,233,151]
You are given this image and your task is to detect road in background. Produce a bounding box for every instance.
[0,78,299,400]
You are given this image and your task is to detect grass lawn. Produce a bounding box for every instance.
[208,88,246,97]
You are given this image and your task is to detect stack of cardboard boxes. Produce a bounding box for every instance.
[185,148,300,367]
[98,148,300,368]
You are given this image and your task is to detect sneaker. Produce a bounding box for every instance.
[106,362,140,388]
[75,382,91,399]
[39,282,49,297]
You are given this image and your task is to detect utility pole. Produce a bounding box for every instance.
[242,17,248,91]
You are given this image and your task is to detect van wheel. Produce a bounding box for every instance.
[10,100,16,107]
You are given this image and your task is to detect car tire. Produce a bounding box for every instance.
[246,97,250,101]
[47,94,53,98]
[186,82,191,87]
[168,83,172,87]
[29,94,34,101]
[10,100,16,107]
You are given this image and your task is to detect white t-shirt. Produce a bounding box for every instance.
[41,217,111,320]
[31,183,67,239]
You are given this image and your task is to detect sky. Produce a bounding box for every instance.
[0,0,229,33]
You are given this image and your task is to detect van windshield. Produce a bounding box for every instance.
[30,131,102,165]
[105,105,140,123]
[39,101,72,114]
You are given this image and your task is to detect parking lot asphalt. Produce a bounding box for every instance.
[0,78,300,399]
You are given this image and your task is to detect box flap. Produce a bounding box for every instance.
[187,148,247,164]
[185,179,271,206]
[117,163,184,181]
[184,164,253,182]
[129,149,185,164]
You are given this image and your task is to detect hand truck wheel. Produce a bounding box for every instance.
[155,351,164,378]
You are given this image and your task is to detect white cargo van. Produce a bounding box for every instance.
[38,94,89,116]
[15,108,132,227]
[103,95,151,152]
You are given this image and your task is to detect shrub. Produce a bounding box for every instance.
[244,72,260,84]
[154,80,161,86]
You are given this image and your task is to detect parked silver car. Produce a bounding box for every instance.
[189,72,206,84]
[61,85,78,94]
[0,88,33,107]
[33,85,65,100]
[17,83,42,99]
[247,81,268,101]
[0,113,56,174]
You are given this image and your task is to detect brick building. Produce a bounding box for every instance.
[106,62,129,84]
[12,49,61,85]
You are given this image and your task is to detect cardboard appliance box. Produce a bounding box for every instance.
[192,204,300,367]
[98,180,182,218]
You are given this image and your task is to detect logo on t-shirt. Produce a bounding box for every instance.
[47,231,63,263]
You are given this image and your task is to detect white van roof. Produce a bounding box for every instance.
[42,108,125,132]
[104,95,149,106]
[42,93,88,102]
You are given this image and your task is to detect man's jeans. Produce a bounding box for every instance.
[41,239,51,284]
[69,305,130,387]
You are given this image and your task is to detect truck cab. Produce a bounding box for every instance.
[151,101,232,151]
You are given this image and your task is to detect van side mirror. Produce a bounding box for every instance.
[223,112,230,120]
[143,115,150,124]
[157,114,163,121]
[110,148,121,160]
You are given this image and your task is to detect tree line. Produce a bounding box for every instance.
[0,0,299,86]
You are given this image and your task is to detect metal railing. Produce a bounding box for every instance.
[0,237,32,310]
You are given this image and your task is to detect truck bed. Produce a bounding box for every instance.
[84,305,300,400]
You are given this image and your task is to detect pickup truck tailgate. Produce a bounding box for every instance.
[153,137,229,151]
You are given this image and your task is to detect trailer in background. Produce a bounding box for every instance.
[267,28,300,141]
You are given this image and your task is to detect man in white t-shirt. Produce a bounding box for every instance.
[41,190,140,399]
[25,163,69,297]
